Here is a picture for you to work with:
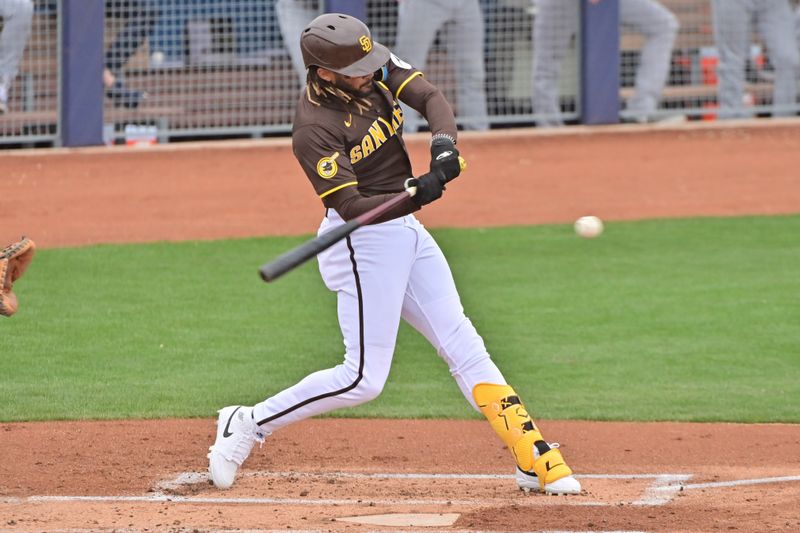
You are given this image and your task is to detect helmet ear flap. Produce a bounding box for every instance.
[373,65,388,82]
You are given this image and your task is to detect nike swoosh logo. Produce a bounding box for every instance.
[222,406,241,438]
[344,114,352,128]
[436,150,453,160]
[545,460,564,472]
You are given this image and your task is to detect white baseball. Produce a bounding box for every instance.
[574,215,604,239]
[151,51,165,66]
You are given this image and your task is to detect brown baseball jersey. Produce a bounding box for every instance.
[292,54,458,222]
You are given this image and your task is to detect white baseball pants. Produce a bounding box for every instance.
[252,210,506,432]
[393,0,490,132]
[275,0,321,89]
[532,0,678,124]
[0,0,33,91]
[711,0,800,118]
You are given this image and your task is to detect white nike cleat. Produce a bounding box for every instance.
[516,467,582,495]
[207,405,265,489]
[516,442,582,495]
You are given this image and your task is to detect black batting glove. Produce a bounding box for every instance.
[430,136,461,183]
[408,170,447,207]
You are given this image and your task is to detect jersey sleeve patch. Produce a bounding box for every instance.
[316,152,340,179]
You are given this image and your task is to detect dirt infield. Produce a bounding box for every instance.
[2,120,800,532]
[4,119,800,248]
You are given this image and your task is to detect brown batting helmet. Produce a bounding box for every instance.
[300,13,390,77]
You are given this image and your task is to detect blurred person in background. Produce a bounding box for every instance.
[103,0,159,109]
[275,0,320,89]
[0,0,33,114]
[797,3,800,49]
[711,0,800,118]
[532,0,679,126]
[393,0,490,132]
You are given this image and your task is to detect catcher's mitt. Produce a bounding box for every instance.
[0,237,36,317]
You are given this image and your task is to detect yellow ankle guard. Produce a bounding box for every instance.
[473,383,573,489]
[532,447,573,489]
[473,383,544,472]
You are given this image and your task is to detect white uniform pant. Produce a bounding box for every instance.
[275,0,320,89]
[711,0,800,118]
[393,0,489,132]
[252,211,505,432]
[0,0,33,90]
[796,6,800,50]
[532,0,678,125]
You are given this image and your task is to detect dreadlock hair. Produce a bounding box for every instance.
[305,66,372,115]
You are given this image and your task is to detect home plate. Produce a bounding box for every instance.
[336,512,460,526]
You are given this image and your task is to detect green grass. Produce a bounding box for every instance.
[1,215,798,423]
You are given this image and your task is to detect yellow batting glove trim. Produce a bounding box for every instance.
[395,71,423,100]
[319,181,358,199]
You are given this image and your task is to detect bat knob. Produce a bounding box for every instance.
[404,177,418,196]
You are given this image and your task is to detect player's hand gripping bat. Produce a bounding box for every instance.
[259,157,466,282]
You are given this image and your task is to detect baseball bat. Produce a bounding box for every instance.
[259,191,412,282]
[259,156,466,283]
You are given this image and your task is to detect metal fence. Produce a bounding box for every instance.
[102,0,299,143]
[1,0,800,147]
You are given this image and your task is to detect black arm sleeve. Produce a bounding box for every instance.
[398,78,458,140]
[325,187,420,223]
[383,53,458,141]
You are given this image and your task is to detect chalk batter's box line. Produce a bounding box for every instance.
[152,470,800,504]
[146,470,692,507]
[7,473,800,508]
[1,471,686,508]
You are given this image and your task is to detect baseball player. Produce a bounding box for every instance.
[796,4,800,49]
[275,0,321,89]
[711,0,800,118]
[102,0,158,109]
[532,0,679,125]
[394,0,490,132]
[0,0,33,114]
[797,3,800,49]
[208,13,581,496]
